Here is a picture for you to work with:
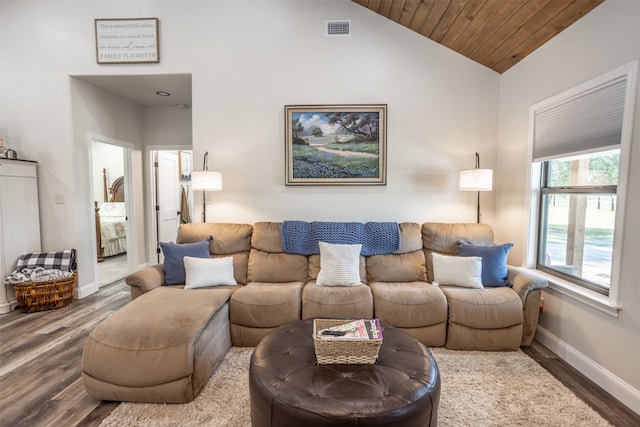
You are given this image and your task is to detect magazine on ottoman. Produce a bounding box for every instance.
[316,319,383,340]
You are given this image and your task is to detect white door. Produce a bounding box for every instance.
[157,151,181,258]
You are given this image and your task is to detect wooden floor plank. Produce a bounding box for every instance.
[0,291,127,366]
[1,280,638,426]
[0,288,128,344]
[0,281,129,427]
[1,332,88,418]
[76,401,120,427]
[0,311,110,377]
[44,393,104,427]
[52,378,88,401]
[522,345,640,426]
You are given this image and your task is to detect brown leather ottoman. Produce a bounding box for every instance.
[249,319,440,426]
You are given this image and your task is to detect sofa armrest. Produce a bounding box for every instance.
[508,266,548,304]
[125,264,165,295]
[508,266,548,347]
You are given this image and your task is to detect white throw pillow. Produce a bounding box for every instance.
[431,252,483,289]
[316,242,362,287]
[183,256,237,289]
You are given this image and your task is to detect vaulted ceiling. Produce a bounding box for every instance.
[352,0,604,74]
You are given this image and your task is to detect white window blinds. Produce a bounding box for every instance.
[533,76,627,161]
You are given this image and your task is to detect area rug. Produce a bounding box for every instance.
[100,347,611,427]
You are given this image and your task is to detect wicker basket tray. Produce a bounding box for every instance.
[12,273,76,313]
[312,319,383,365]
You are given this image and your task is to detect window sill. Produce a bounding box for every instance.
[533,270,621,318]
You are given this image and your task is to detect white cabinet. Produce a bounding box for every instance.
[0,160,41,313]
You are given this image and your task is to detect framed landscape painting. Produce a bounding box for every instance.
[285,104,387,185]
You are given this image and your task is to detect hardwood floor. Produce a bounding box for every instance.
[0,281,127,427]
[1,280,638,426]
[522,344,640,426]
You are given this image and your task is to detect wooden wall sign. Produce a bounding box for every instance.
[95,18,159,64]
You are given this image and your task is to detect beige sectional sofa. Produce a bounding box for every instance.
[83,220,547,403]
[125,221,548,350]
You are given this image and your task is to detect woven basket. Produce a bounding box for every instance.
[312,319,382,365]
[12,273,76,313]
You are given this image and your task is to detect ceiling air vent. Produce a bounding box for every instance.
[325,20,351,37]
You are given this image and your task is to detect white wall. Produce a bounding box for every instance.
[184,1,500,224]
[92,142,124,203]
[142,107,192,147]
[0,4,3,128]
[69,78,144,296]
[497,0,640,412]
[141,107,193,262]
[0,0,498,280]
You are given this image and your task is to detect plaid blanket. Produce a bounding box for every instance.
[15,249,76,272]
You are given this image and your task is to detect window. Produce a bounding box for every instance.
[530,61,637,304]
[537,150,619,295]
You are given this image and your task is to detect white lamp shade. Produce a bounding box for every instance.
[459,168,493,191]
[192,170,222,191]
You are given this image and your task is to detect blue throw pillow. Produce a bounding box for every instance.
[457,241,514,287]
[159,237,211,285]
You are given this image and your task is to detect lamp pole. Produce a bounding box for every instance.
[202,152,209,222]
[475,152,481,223]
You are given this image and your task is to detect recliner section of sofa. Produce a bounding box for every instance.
[302,248,372,320]
[125,221,547,350]
[230,222,307,346]
[422,222,544,348]
[368,222,448,347]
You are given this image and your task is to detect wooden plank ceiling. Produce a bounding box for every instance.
[352,0,604,74]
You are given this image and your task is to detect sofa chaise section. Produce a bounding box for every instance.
[82,287,231,403]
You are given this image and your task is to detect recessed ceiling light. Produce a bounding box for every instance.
[156,91,170,96]
[176,104,189,109]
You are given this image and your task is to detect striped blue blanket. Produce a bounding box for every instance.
[281,221,400,256]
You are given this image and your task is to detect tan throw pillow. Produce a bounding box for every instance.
[316,242,362,286]
[431,252,483,289]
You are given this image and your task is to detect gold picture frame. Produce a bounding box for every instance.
[285,104,387,185]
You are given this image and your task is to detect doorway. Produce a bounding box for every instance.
[148,149,192,263]
[91,137,132,287]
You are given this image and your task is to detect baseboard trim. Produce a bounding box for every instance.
[75,280,99,299]
[0,301,11,314]
[0,298,19,313]
[536,326,640,416]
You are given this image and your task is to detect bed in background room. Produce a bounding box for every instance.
[95,169,126,262]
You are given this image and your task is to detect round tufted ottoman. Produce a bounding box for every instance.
[249,319,440,427]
